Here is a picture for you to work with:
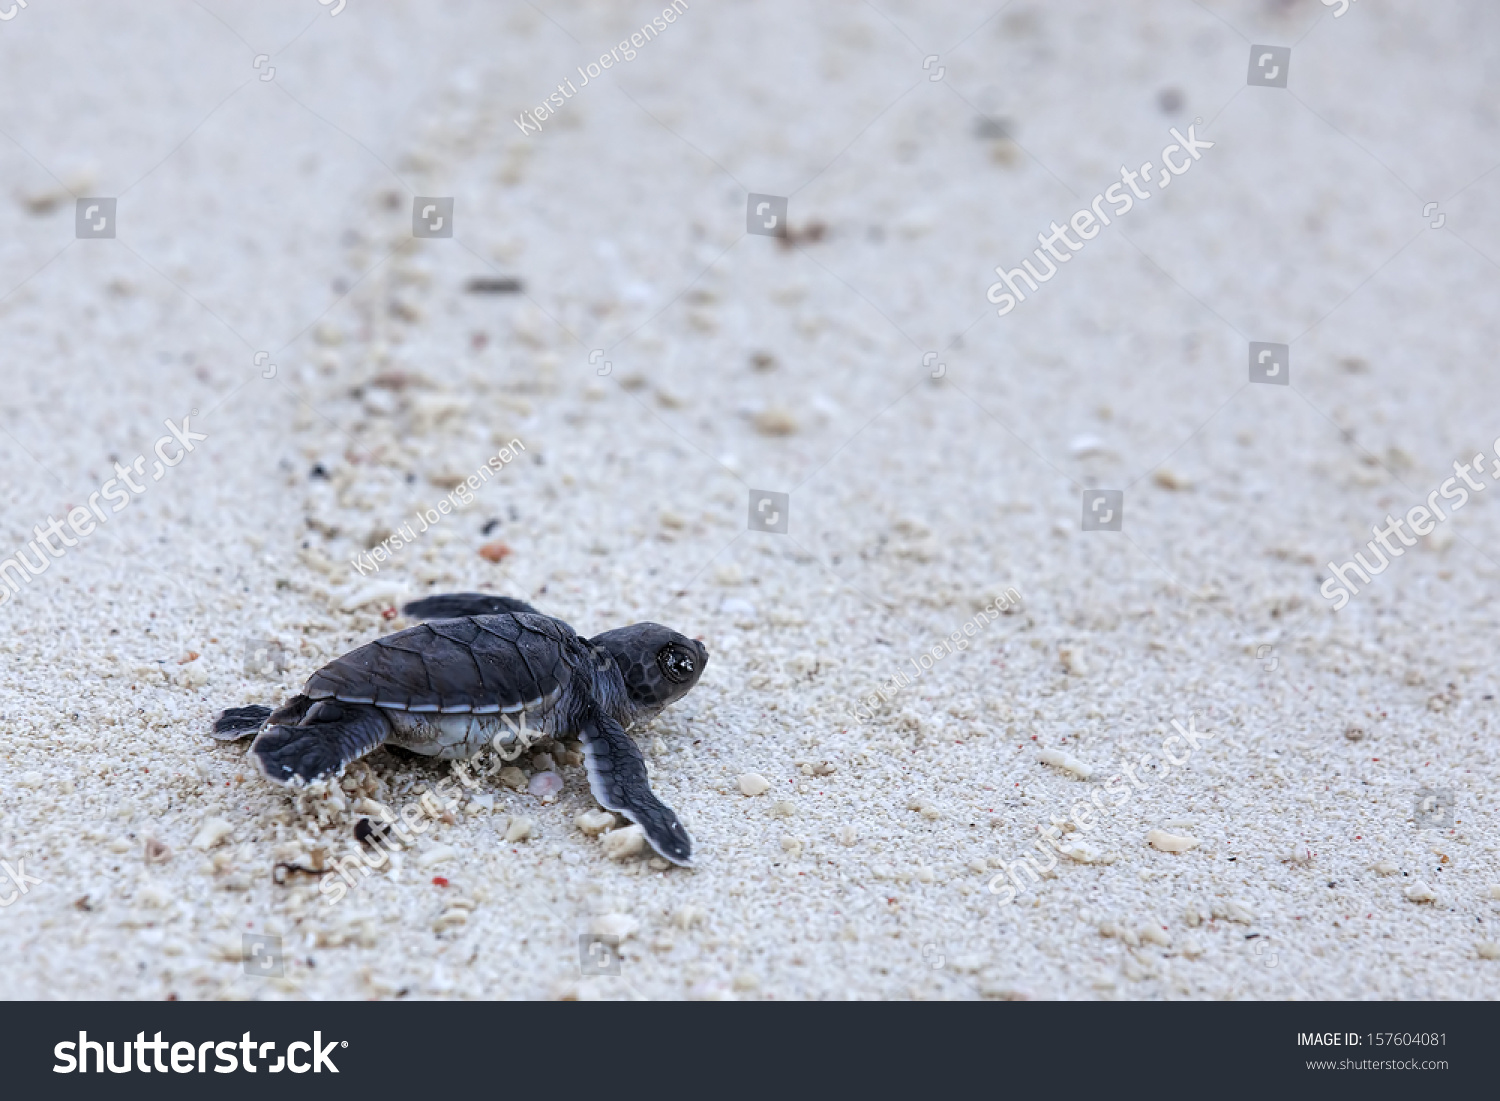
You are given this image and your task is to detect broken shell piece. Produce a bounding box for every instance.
[1060,839,1103,863]
[591,913,639,940]
[528,771,563,801]
[602,824,646,861]
[1038,748,1092,780]
[1219,900,1255,924]
[1147,829,1199,853]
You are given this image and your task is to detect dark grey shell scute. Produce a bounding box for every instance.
[303,612,578,715]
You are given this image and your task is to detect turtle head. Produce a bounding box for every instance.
[587,623,708,724]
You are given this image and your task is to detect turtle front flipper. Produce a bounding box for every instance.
[577,707,693,867]
[211,704,273,740]
[402,592,540,620]
[250,699,392,785]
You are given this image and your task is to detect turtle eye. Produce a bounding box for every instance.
[657,645,695,684]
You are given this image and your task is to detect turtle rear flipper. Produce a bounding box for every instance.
[577,707,693,867]
[250,700,391,785]
[402,592,540,620]
[211,704,273,740]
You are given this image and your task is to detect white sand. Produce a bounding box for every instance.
[2,0,1498,1000]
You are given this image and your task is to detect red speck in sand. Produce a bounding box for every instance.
[431,877,448,887]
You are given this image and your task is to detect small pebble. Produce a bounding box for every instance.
[1147,829,1199,853]
[574,809,616,836]
[674,905,703,930]
[838,824,858,846]
[772,800,797,818]
[528,771,564,801]
[1373,861,1400,876]
[137,884,171,909]
[1477,942,1500,961]
[192,817,233,851]
[1343,724,1365,741]
[738,773,770,797]
[499,767,527,790]
[905,795,941,820]
[530,752,555,772]
[1069,433,1106,458]
[781,837,804,857]
[478,540,512,563]
[1488,885,1500,900]
[602,824,645,860]
[590,913,639,940]
[420,845,458,867]
[1139,926,1171,948]
[143,838,172,864]
[1404,881,1438,903]
[504,816,533,843]
[721,597,757,619]
[752,407,798,436]
[342,580,405,611]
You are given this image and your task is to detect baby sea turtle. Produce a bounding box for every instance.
[211,593,707,865]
